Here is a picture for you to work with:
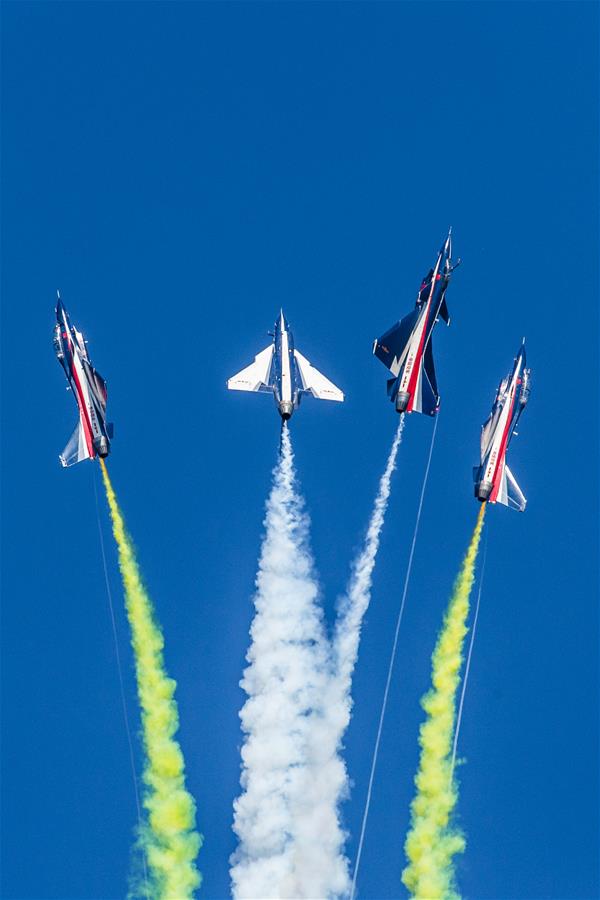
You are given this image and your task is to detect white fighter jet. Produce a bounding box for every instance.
[227,311,344,419]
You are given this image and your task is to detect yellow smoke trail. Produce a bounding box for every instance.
[99,459,202,900]
[402,503,486,900]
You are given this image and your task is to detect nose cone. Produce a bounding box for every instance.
[517,339,526,369]
[441,227,452,261]
[277,309,289,332]
[56,291,66,322]
[55,291,72,331]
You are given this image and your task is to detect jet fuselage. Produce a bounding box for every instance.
[272,312,300,419]
[54,297,112,464]
[474,344,530,509]
[373,231,456,416]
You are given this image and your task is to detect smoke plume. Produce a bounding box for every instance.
[231,425,349,900]
[402,503,487,900]
[99,460,202,900]
[291,416,405,896]
[334,415,405,715]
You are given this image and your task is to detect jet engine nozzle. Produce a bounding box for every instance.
[94,436,110,458]
[278,401,293,420]
[395,391,410,413]
[475,480,493,502]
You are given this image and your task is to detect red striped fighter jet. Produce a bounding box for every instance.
[227,310,344,420]
[54,293,113,466]
[373,230,459,415]
[473,341,530,511]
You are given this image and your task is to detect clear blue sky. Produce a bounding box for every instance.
[2,3,598,898]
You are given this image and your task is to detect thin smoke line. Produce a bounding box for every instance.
[450,530,488,780]
[92,465,149,898]
[350,415,439,900]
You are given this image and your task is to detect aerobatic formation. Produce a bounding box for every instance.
[54,230,531,900]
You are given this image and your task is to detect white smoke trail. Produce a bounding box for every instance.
[285,417,405,899]
[351,415,438,899]
[232,419,405,899]
[334,415,405,693]
[231,425,347,900]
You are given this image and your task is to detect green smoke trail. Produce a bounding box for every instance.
[402,504,486,900]
[100,460,202,899]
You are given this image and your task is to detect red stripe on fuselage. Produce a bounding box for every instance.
[69,347,96,459]
[489,389,517,502]
[406,307,430,412]
[405,262,442,413]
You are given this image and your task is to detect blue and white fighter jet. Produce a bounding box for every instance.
[473,341,531,510]
[54,293,113,466]
[373,230,459,415]
[227,311,344,419]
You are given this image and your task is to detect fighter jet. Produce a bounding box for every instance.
[473,341,530,510]
[54,293,113,466]
[227,310,344,419]
[373,230,459,415]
